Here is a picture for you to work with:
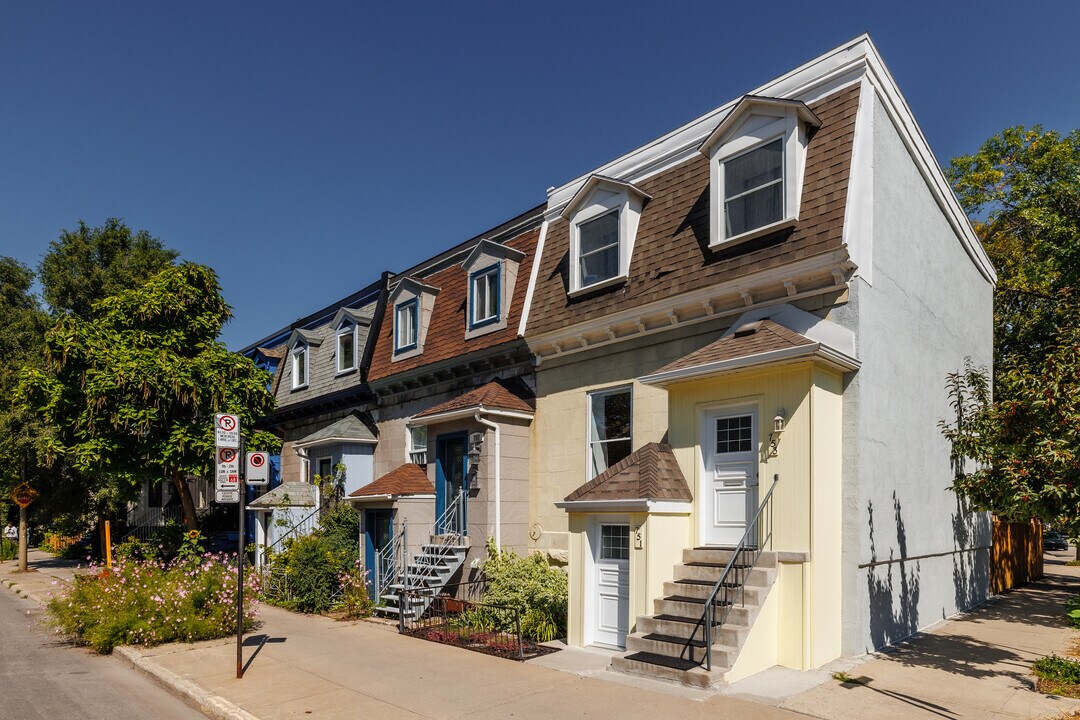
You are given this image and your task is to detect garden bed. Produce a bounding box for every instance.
[404,625,559,661]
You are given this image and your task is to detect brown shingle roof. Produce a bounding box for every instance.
[526,84,860,337]
[368,227,540,382]
[564,443,692,503]
[414,378,534,419]
[652,319,813,376]
[348,464,434,498]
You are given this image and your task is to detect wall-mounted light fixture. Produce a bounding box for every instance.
[467,432,484,489]
[768,411,787,457]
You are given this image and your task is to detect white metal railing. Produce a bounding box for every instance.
[374,490,466,604]
[409,450,427,465]
[121,505,185,543]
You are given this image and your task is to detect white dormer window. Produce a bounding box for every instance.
[724,138,783,238]
[469,263,501,329]
[395,299,418,353]
[562,175,650,296]
[291,343,308,389]
[700,96,821,249]
[336,322,356,374]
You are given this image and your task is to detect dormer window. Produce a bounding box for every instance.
[724,138,783,237]
[469,263,501,329]
[578,211,620,288]
[395,299,418,353]
[291,343,308,389]
[561,175,650,297]
[700,96,821,249]
[336,322,356,374]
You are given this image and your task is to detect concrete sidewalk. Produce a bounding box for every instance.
[6,549,1080,720]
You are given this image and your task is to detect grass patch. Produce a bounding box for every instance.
[831,671,867,685]
[1033,655,1080,698]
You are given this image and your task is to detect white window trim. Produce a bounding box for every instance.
[585,385,634,481]
[469,263,501,328]
[563,177,649,297]
[407,425,428,465]
[335,322,357,375]
[707,107,811,250]
[291,343,309,390]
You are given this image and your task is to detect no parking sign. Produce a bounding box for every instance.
[246,451,270,486]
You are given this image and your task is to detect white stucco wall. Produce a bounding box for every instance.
[836,93,994,655]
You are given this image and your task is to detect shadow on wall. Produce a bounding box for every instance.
[952,495,990,612]
[867,493,921,649]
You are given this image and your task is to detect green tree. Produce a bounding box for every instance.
[39,218,179,318]
[944,126,1080,536]
[940,320,1080,536]
[0,258,50,521]
[948,126,1080,376]
[19,263,279,530]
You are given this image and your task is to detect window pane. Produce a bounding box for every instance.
[338,330,354,369]
[410,426,427,451]
[724,140,782,199]
[396,303,416,348]
[294,348,306,385]
[715,415,753,453]
[590,390,631,442]
[472,270,499,323]
[601,525,630,561]
[726,183,783,237]
[578,212,620,287]
[485,274,499,318]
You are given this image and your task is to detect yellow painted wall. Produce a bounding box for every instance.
[726,574,780,682]
[666,361,844,671]
[642,513,692,613]
[810,367,844,666]
[532,325,721,559]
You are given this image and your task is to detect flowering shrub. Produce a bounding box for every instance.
[337,562,375,619]
[479,537,567,641]
[47,552,259,653]
[265,504,360,614]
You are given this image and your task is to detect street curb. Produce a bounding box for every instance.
[114,646,260,720]
[1,577,49,607]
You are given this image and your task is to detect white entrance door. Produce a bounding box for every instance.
[701,409,758,546]
[592,522,630,648]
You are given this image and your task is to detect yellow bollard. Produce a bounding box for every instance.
[104,520,113,569]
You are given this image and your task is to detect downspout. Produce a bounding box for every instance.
[474,412,501,551]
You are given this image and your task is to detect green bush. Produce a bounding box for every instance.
[1033,654,1080,685]
[480,537,567,641]
[268,504,360,614]
[1066,596,1080,628]
[0,537,16,561]
[47,552,259,653]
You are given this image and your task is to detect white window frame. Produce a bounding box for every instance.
[407,425,428,465]
[706,105,812,250]
[469,263,501,329]
[563,178,648,297]
[585,385,633,480]
[394,299,418,353]
[335,322,357,374]
[291,343,308,390]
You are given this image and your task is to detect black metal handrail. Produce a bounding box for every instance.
[699,473,778,670]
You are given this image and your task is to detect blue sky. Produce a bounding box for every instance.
[2,1,1076,349]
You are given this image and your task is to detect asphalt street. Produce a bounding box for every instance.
[0,583,204,720]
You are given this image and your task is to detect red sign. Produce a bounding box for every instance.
[11,483,37,508]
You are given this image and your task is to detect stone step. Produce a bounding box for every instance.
[683,548,777,568]
[611,652,726,689]
[652,598,753,626]
[663,580,768,605]
[624,633,741,668]
[673,563,773,586]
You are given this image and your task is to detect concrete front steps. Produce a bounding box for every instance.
[375,542,467,620]
[611,547,777,688]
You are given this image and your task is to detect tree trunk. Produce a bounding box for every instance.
[171,470,200,531]
[18,505,28,572]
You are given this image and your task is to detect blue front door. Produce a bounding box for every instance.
[364,509,393,601]
[434,433,468,536]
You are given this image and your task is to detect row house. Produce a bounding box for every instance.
[241,34,994,688]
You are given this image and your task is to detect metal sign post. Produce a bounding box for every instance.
[236,434,246,679]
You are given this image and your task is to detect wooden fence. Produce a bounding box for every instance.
[991,518,1044,593]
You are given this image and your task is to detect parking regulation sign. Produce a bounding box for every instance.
[246,451,270,486]
[214,413,240,449]
[215,447,240,503]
